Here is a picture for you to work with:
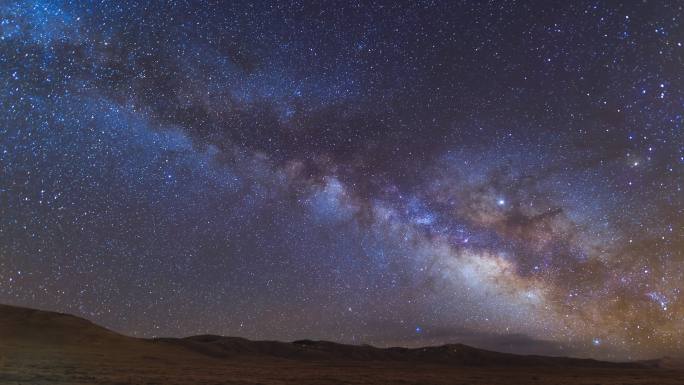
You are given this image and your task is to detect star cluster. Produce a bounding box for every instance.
[0,1,682,360]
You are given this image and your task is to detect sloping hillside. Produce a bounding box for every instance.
[1,304,681,385]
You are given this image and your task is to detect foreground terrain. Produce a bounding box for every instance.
[0,304,682,385]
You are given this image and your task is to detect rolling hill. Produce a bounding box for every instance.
[0,303,681,385]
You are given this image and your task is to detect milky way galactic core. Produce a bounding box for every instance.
[0,1,682,360]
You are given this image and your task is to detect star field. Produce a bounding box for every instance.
[0,0,682,361]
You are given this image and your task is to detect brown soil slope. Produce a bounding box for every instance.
[0,304,682,385]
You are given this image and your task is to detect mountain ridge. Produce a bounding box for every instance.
[3,303,684,384]
[0,303,657,368]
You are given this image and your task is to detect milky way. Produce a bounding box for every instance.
[0,1,682,360]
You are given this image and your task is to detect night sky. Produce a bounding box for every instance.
[1,0,682,361]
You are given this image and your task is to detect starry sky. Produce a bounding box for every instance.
[1,0,682,361]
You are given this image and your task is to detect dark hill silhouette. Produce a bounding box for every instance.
[0,303,646,367]
[164,334,641,368]
[1,303,681,385]
[0,303,123,345]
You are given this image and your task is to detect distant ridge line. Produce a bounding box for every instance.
[0,303,662,369]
